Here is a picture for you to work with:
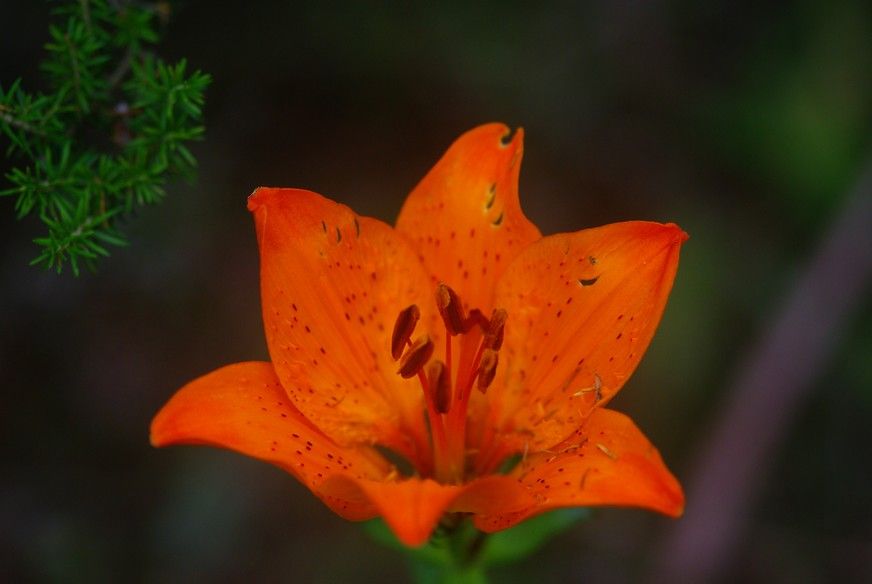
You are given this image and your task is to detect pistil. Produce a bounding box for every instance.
[414,361,451,480]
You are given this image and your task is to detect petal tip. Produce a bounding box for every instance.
[247,186,278,212]
[463,122,525,152]
[656,471,686,518]
[149,400,179,448]
[498,125,524,150]
[394,528,432,548]
[148,413,168,448]
[663,222,690,244]
[661,482,686,518]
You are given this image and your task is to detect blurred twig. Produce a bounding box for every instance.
[652,160,872,581]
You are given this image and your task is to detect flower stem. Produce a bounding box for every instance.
[408,560,487,584]
[407,518,491,584]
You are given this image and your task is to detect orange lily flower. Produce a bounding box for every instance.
[151,123,686,547]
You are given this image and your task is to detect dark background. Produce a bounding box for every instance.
[2,1,870,582]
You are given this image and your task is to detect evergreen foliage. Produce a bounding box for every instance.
[0,0,211,275]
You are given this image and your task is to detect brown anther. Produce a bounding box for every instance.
[428,360,451,414]
[483,308,507,350]
[465,308,490,332]
[397,335,434,378]
[391,304,421,360]
[476,348,499,393]
[436,283,466,335]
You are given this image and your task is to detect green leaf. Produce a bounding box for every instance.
[479,508,591,566]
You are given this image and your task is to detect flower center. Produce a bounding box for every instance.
[391,283,507,484]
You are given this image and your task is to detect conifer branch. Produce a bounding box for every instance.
[0,0,211,275]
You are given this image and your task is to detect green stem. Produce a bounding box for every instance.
[61,32,85,111]
[409,559,487,584]
[407,517,490,584]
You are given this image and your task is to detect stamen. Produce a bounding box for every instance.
[391,304,421,360]
[436,283,466,335]
[428,360,451,414]
[476,348,499,393]
[465,308,490,332]
[392,285,510,483]
[483,308,507,350]
[397,335,434,378]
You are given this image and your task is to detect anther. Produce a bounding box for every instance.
[397,335,434,378]
[476,349,499,393]
[391,304,421,360]
[483,308,507,350]
[465,308,490,332]
[428,360,451,414]
[436,283,466,335]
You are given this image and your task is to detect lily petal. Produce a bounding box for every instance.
[248,188,439,466]
[396,123,541,313]
[487,221,686,451]
[151,361,392,519]
[318,474,532,547]
[474,408,684,533]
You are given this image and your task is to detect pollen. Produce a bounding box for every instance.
[596,443,618,460]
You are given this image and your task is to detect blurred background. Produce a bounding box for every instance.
[1,1,870,582]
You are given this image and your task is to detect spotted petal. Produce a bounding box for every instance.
[249,188,440,467]
[319,474,532,547]
[485,221,686,451]
[474,408,684,533]
[396,123,541,314]
[150,361,391,519]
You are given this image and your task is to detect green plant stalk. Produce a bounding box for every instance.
[364,508,590,583]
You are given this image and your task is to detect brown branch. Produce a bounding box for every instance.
[0,111,47,137]
[79,0,92,33]
[650,160,872,582]
[62,32,84,109]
